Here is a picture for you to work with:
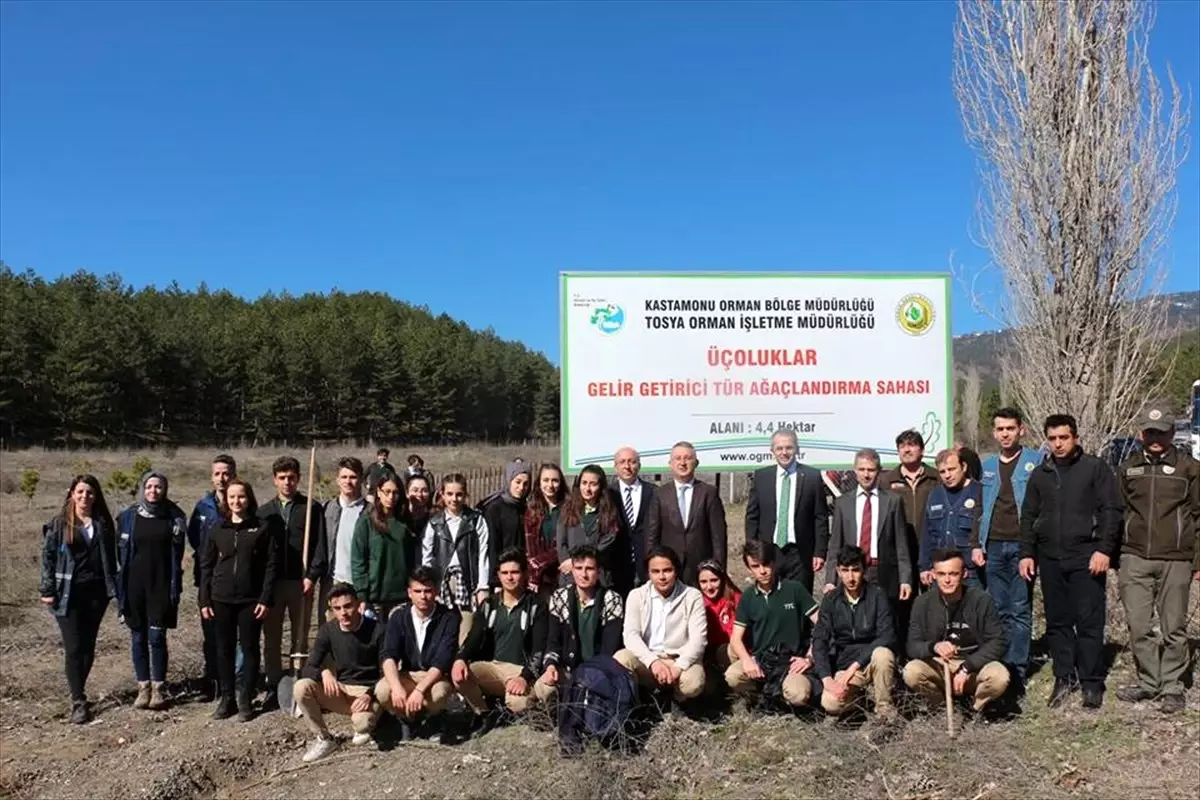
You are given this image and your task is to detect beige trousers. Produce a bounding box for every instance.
[614,649,706,701]
[373,672,452,718]
[902,657,1010,711]
[294,678,379,736]
[819,646,896,715]
[456,661,536,714]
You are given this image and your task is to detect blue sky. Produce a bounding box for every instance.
[2,0,1197,363]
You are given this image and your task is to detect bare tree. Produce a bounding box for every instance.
[958,364,983,449]
[953,0,1189,449]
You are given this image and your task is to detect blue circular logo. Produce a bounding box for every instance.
[590,304,625,334]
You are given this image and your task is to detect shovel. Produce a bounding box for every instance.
[279,445,317,718]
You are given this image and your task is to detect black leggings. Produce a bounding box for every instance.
[212,601,262,698]
[55,582,110,702]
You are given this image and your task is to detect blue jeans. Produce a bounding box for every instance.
[130,626,169,682]
[986,540,1031,679]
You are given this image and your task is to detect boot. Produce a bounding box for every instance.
[134,681,152,710]
[1047,677,1076,709]
[70,699,91,725]
[211,695,237,720]
[148,682,168,711]
[236,688,255,723]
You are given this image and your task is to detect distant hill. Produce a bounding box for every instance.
[953,290,1200,381]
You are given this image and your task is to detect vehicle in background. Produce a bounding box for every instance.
[1101,436,1141,472]
[1173,418,1191,449]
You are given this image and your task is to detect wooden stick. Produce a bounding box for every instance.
[943,659,956,738]
[291,444,317,670]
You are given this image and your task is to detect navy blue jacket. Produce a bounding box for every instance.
[381,602,460,674]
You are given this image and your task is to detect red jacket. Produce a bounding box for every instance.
[703,590,741,647]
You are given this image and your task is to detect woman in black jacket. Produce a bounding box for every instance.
[39,475,119,724]
[484,460,532,585]
[199,478,277,721]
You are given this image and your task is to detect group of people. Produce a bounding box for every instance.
[38,405,1199,759]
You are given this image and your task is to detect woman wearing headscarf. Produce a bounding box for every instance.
[483,459,532,586]
[40,475,120,724]
[116,470,187,711]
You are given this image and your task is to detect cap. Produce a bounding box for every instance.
[1139,403,1173,433]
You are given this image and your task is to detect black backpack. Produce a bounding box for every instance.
[557,654,637,756]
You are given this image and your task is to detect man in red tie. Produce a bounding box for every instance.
[823,449,913,652]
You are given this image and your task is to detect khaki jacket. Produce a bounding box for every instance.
[1119,447,1200,568]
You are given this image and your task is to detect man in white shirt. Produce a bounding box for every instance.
[610,447,660,592]
[823,449,912,641]
[745,429,830,592]
[615,546,707,712]
[321,457,368,615]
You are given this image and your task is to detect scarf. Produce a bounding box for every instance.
[136,470,171,518]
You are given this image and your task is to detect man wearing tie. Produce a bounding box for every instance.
[650,442,727,586]
[745,429,830,593]
[823,449,913,645]
[610,447,660,594]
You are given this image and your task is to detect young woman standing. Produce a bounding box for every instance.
[421,474,491,641]
[351,473,412,620]
[40,475,120,723]
[484,460,532,584]
[555,464,621,588]
[404,472,433,569]
[199,479,276,721]
[524,463,566,595]
[116,471,187,711]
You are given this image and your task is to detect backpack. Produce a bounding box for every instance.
[557,654,637,749]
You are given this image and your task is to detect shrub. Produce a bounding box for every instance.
[20,469,39,508]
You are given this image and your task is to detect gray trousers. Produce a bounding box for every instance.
[1119,553,1194,696]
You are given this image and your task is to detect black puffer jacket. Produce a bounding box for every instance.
[1020,447,1123,569]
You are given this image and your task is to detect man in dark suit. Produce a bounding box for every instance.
[609,446,660,593]
[745,429,830,592]
[650,441,727,585]
[823,448,913,646]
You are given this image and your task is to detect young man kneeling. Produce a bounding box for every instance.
[615,546,708,713]
[904,549,1010,713]
[296,584,386,762]
[725,541,820,710]
[375,567,459,741]
[812,546,897,719]
[453,549,548,736]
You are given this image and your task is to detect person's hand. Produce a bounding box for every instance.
[920,570,935,586]
[789,655,812,674]
[971,548,987,568]
[898,584,913,601]
[505,676,529,696]
[474,589,490,607]
[350,692,372,714]
[200,606,213,620]
[253,604,269,619]
[389,682,407,711]
[650,659,674,685]
[1019,558,1037,581]
[812,557,825,573]
[742,656,764,681]
[1088,552,1111,576]
[302,579,314,596]
[321,670,339,698]
[822,583,836,596]
[558,559,572,575]
[822,676,847,700]
[452,659,470,685]
[934,641,958,660]
[1192,570,1200,583]
[951,669,969,696]
[39,596,55,607]
[404,687,425,716]
[542,665,559,686]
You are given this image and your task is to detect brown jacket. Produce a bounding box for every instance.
[879,464,939,572]
[1119,447,1200,568]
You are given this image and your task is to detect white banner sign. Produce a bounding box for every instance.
[560,272,953,470]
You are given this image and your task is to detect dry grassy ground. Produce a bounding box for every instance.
[1,446,1198,800]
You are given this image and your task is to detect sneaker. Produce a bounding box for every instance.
[134,681,152,710]
[1116,685,1155,704]
[1160,694,1185,714]
[302,737,339,763]
[351,732,375,746]
[70,701,91,725]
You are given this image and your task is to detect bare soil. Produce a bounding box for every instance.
[2,446,1198,800]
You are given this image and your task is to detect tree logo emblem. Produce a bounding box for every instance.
[589,303,625,335]
[896,294,935,336]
